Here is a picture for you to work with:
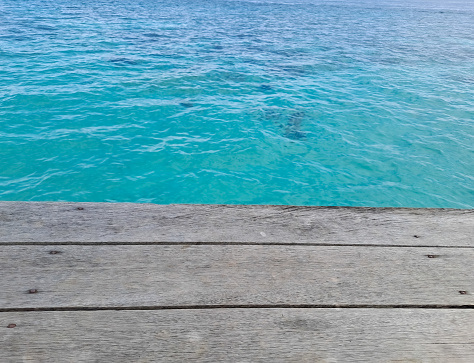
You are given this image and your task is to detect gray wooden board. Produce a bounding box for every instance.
[2,245,473,309]
[2,308,474,362]
[0,202,473,245]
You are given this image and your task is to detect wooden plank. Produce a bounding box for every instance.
[1,245,473,309]
[2,308,474,362]
[0,202,473,245]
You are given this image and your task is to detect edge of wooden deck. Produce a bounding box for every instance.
[1,201,472,245]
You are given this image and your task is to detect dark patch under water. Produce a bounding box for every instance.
[284,111,306,140]
[109,57,138,65]
[259,84,272,91]
[263,109,306,140]
[179,102,194,108]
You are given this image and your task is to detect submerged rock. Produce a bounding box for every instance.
[179,102,194,108]
[259,84,272,91]
[262,108,306,140]
[109,57,138,65]
[284,111,306,140]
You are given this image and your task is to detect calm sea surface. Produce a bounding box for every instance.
[1,0,473,207]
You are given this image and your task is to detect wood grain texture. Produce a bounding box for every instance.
[2,308,474,362]
[2,245,473,309]
[0,202,473,245]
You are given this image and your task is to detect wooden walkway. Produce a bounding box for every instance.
[1,202,473,362]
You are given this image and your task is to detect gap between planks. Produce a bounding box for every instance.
[2,304,474,313]
[1,241,474,248]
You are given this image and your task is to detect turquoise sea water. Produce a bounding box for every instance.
[1,0,473,208]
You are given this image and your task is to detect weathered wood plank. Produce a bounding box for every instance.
[0,202,472,245]
[2,245,473,309]
[2,308,474,362]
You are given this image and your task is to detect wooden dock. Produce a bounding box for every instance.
[1,202,473,362]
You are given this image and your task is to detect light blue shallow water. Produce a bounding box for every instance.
[1,0,473,208]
